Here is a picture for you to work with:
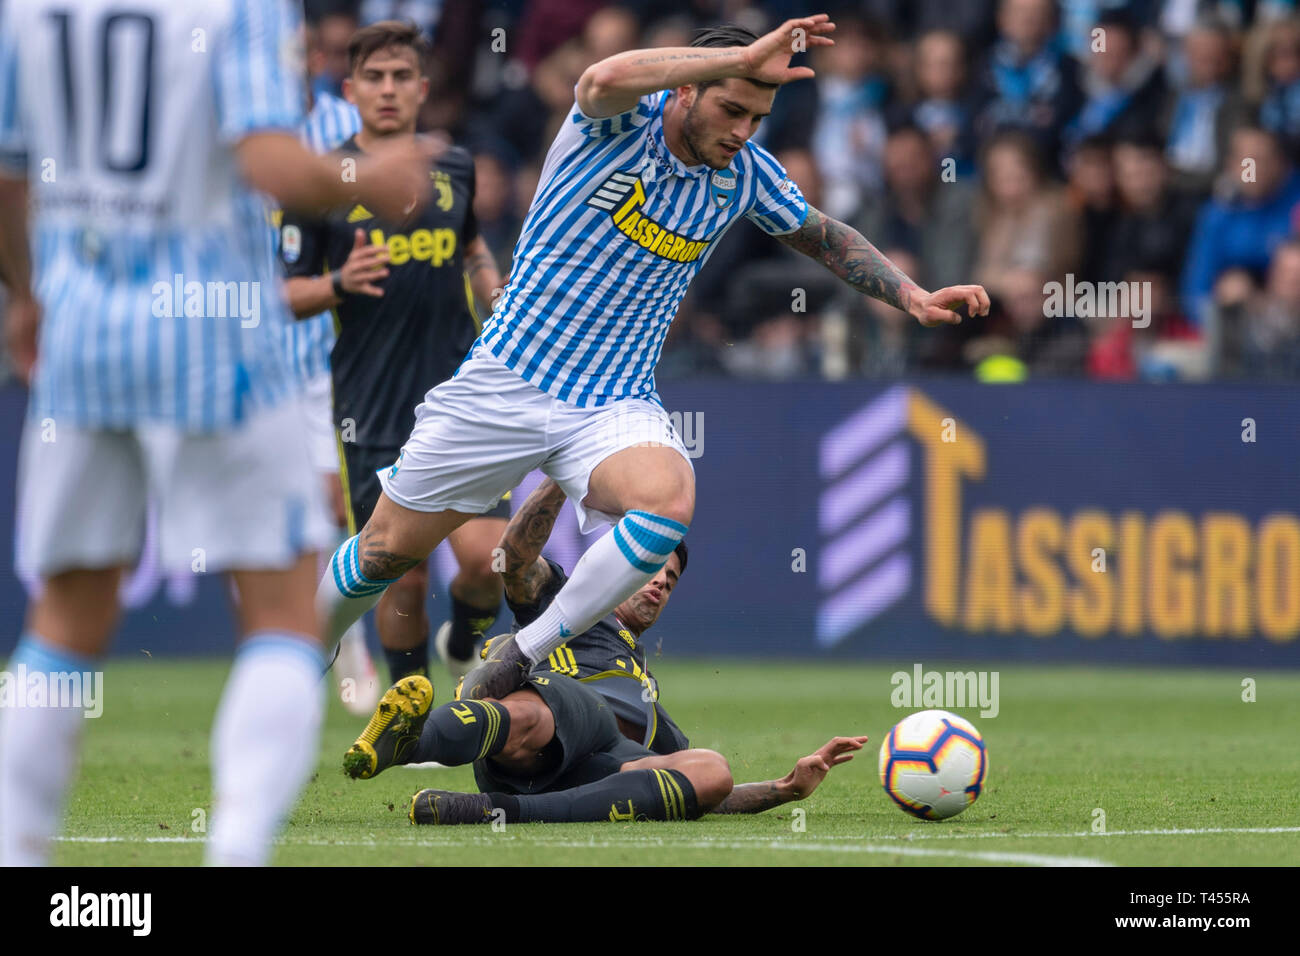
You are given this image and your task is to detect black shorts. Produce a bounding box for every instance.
[473,673,654,796]
[339,442,511,534]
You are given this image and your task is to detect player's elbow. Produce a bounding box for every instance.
[691,750,734,814]
[576,62,622,115]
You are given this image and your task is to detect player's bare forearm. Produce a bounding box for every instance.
[712,735,868,813]
[777,205,920,314]
[285,275,339,318]
[464,235,502,318]
[497,479,566,603]
[577,47,748,117]
[0,174,33,296]
[776,206,989,326]
[710,780,796,814]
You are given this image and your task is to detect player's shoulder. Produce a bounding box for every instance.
[736,137,786,181]
[436,142,475,175]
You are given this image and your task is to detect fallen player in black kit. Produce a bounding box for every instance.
[342,479,866,823]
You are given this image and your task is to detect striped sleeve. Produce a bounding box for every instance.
[0,0,26,174]
[213,0,305,144]
[569,90,658,140]
[743,143,807,236]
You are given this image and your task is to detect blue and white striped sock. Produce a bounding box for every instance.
[0,634,97,866]
[515,510,688,663]
[317,535,398,649]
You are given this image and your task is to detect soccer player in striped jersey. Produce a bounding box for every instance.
[0,0,433,866]
[315,15,990,703]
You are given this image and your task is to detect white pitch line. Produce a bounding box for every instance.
[52,834,1107,865]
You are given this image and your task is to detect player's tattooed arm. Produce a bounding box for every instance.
[776,206,989,326]
[497,479,567,605]
[710,735,868,814]
[464,235,503,318]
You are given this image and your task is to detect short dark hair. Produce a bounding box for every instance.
[690,24,777,92]
[348,19,428,75]
[671,540,688,577]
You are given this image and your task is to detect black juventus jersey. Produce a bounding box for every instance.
[281,137,480,448]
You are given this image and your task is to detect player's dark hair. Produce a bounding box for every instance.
[348,19,428,75]
[672,540,688,577]
[690,24,778,92]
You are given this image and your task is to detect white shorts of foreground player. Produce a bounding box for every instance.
[16,399,335,578]
[380,345,694,535]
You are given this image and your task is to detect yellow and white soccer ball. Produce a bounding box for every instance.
[879,710,988,820]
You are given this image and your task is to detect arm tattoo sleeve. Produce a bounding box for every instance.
[775,205,923,314]
[498,483,565,604]
[710,781,789,815]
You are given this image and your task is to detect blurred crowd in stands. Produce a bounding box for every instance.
[12,0,1300,384]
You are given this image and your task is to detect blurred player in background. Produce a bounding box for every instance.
[0,0,431,866]
[313,14,989,706]
[274,18,378,715]
[282,21,508,687]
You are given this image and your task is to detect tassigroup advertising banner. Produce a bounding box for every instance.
[1,380,1297,666]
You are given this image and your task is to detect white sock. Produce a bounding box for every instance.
[206,633,324,866]
[318,535,395,650]
[0,635,96,866]
[515,510,687,663]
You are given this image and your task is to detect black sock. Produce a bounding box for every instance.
[492,768,700,823]
[448,594,499,659]
[384,643,429,683]
[411,699,511,765]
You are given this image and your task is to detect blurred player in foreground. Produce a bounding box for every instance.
[0,0,431,866]
[282,21,508,688]
[313,14,990,708]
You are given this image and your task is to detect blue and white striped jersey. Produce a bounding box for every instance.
[0,0,305,432]
[277,92,361,382]
[479,90,807,407]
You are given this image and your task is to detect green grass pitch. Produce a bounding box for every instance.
[41,657,1300,866]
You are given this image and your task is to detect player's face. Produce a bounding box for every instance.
[618,553,682,631]
[345,47,428,137]
[680,79,775,169]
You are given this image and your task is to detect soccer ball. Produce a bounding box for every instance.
[879,710,988,820]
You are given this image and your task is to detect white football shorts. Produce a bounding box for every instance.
[379,345,692,534]
[16,399,334,578]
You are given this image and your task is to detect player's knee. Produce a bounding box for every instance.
[688,750,733,811]
[459,552,503,593]
[628,487,695,528]
[497,691,554,757]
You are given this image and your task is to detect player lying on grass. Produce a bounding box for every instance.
[348,671,866,824]
[315,14,991,715]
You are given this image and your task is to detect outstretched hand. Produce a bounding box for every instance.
[781,735,869,800]
[910,285,991,327]
[742,14,836,85]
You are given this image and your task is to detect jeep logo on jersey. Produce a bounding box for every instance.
[710,171,736,209]
[585,171,711,263]
[367,228,457,267]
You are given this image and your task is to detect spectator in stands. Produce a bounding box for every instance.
[1180,125,1300,324]
[807,16,892,220]
[1219,239,1300,378]
[898,30,979,176]
[306,5,358,101]
[853,124,978,293]
[1103,133,1200,283]
[1246,17,1300,158]
[973,130,1081,301]
[1064,11,1166,152]
[963,267,1089,377]
[1064,134,1117,283]
[1162,17,1246,195]
[1088,270,1203,381]
[973,0,1082,159]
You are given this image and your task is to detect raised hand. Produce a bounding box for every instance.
[741,14,836,85]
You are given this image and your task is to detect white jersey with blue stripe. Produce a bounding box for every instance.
[0,0,305,432]
[479,89,807,407]
[277,92,361,382]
